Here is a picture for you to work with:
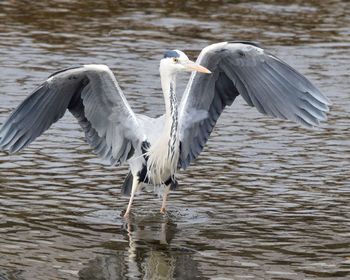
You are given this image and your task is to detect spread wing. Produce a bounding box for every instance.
[0,64,146,165]
[178,42,330,169]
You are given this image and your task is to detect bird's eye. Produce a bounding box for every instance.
[173,58,179,63]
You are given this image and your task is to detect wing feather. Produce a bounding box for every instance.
[0,64,145,166]
[178,42,330,169]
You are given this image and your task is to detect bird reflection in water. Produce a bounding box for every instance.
[79,215,202,280]
[0,269,24,280]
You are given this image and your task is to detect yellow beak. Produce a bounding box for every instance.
[185,61,211,74]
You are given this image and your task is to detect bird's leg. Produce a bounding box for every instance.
[124,176,140,218]
[160,184,170,214]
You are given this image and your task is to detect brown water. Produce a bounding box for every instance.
[0,1,349,279]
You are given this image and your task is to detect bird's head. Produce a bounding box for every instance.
[160,50,211,75]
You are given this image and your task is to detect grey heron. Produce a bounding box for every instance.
[0,42,330,217]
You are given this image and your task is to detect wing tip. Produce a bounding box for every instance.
[323,96,332,107]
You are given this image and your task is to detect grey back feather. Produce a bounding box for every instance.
[136,114,165,146]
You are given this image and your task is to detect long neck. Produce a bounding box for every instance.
[160,70,179,159]
[161,72,177,120]
[145,67,180,184]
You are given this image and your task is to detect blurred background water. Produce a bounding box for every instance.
[0,0,349,279]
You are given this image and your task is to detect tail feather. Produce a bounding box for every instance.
[121,171,133,197]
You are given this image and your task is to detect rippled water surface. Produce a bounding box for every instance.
[0,1,349,279]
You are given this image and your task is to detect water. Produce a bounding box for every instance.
[0,0,349,279]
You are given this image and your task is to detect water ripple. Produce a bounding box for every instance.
[0,0,349,279]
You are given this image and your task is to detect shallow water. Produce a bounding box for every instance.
[0,0,349,279]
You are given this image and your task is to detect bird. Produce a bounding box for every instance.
[0,41,330,217]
